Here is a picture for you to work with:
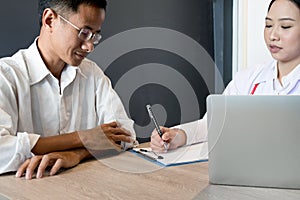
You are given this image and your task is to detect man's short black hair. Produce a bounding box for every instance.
[38,0,107,26]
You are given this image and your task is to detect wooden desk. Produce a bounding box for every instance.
[0,150,208,200]
[0,150,299,200]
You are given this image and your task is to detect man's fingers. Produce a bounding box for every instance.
[103,126,132,144]
[25,156,42,180]
[50,159,63,176]
[104,127,131,136]
[36,154,55,178]
[110,135,132,143]
[15,159,30,178]
[101,121,118,128]
[119,127,131,135]
[110,129,131,136]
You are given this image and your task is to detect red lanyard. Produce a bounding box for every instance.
[250,83,260,95]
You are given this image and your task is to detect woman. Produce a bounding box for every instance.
[151,0,300,152]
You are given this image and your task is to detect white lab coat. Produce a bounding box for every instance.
[178,60,300,145]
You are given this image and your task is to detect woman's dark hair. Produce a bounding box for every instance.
[38,0,107,26]
[268,0,300,12]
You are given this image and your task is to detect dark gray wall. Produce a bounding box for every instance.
[0,2,39,57]
[101,0,214,57]
[90,0,218,142]
[0,1,231,142]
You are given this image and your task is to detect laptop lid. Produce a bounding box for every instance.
[207,95,300,189]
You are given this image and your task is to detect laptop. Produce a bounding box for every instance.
[207,95,300,189]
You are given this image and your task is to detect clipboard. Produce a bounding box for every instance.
[132,142,208,166]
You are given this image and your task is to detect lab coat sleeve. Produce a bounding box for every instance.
[170,67,253,144]
[223,70,246,95]
[0,65,40,174]
[169,70,245,145]
[170,63,270,146]
[173,114,208,145]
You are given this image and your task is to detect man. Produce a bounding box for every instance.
[0,0,136,179]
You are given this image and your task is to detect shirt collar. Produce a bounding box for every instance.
[281,63,300,87]
[254,60,300,87]
[25,38,87,85]
[254,60,277,85]
[25,38,50,85]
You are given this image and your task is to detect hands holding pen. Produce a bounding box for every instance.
[150,127,187,153]
[146,104,187,153]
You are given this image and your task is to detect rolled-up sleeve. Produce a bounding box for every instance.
[0,63,39,174]
[94,65,136,139]
[0,131,40,173]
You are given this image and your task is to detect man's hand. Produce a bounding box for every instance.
[15,149,89,180]
[77,121,132,151]
[150,127,187,152]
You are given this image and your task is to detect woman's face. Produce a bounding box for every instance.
[264,0,300,65]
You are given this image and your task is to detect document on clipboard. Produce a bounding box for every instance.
[132,142,208,166]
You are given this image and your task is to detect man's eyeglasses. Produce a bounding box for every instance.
[58,15,102,45]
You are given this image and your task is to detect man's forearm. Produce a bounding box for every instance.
[31,131,83,155]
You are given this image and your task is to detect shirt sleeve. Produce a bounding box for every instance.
[0,130,40,174]
[0,66,40,174]
[94,65,136,148]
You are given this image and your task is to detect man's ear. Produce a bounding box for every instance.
[41,8,58,30]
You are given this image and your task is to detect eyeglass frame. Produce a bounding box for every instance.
[58,14,102,45]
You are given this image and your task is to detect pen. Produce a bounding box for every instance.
[140,148,164,159]
[136,150,157,161]
[146,104,168,150]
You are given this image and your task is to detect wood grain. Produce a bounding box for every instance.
[0,151,208,200]
[1,149,299,200]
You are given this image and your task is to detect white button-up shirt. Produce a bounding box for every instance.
[0,40,135,174]
[179,60,300,145]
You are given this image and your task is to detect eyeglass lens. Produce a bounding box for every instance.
[78,29,102,45]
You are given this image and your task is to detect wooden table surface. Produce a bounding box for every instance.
[0,149,299,200]
[0,150,208,200]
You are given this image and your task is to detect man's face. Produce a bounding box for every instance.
[52,4,105,66]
